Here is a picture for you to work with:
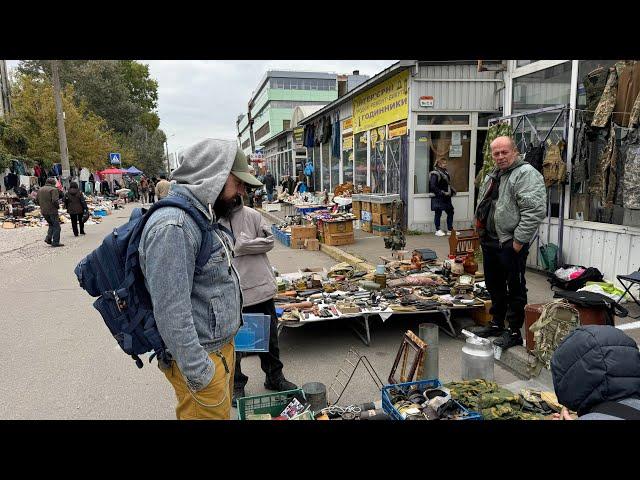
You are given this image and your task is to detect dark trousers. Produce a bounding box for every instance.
[434,206,454,231]
[70,213,85,236]
[44,213,61,245]
[234,299,284,390]
[481,240,529,331]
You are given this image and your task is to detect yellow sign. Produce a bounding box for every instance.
[342,135,353,150]
[353,69,409,134]
[388,120,407,138]
[343,118,353,130]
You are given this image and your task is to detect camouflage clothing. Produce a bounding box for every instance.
[592,67,618,128]
[623,128,640,209]
[476,122,514,187]
[571,120,591,190]
[601,124,618,206]
[630,91,640,128]
[529,299,580,377]
[584,66,609,125]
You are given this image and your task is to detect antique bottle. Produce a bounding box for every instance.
[463,249,478,274]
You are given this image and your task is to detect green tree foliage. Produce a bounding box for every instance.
[120,125,167,176]
[7,73,131,171]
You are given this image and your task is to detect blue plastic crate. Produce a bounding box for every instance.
[382,379,482,420]
[234,313,270,352]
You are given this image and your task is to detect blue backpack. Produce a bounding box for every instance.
[74,196,218,369]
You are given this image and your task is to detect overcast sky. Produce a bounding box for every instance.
[7,60,396,155]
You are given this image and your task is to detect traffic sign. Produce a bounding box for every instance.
[109,153,121,164]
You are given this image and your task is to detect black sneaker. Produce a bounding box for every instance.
[51,243,65,247]
[473,323,505,338]
[264,378,298,392]
[44,239,52,245]
[232,387,245,408]
[493,330,523,350]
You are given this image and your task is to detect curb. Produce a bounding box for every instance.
[258,208,375,271]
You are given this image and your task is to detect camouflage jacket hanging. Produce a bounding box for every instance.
[476,122,514,187]
[592,67,618,128]
[623,127,640,209]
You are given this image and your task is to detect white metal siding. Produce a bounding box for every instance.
[339,101,352,120]
[530,221,640,287]
[413,64,501,111]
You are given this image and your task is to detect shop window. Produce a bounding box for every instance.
[417,115,470,126]
[386,137,402,195]
[321,142,331,192]
[516,60,539,67]
[354,132,368,189]
[342,135,354,185]
[255,122,270,141]
[414,131,470,194]
[283,120,291,130]
[478,112,500,127]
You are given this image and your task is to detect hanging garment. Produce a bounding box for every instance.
[332,120,341,158]
[588,128,609,199]
[598,125,618,207]
[18,175,30,189]
[571,119,590,191]
[613,61,640,127]
[52,164,62,176]
[524,142,545,172]
[623,128,640,209]
[592,67,618,128]
[629,90,640,129]
[476,122,514,187]
[584,66,609,125]
[4,172,18,190]
[542,141,567,188]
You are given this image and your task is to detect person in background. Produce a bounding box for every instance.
[155,174,171,200]
[263,170,275,202]
[148,177,156,203]
[551,325,640,420]
[140,176,149,204]
[429,158,455,237]
[218,191,297,406]
[15,184,29,199]
[37,178,64,247]
[64,181,87,236]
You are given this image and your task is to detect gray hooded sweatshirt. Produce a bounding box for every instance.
[138,139,243,392]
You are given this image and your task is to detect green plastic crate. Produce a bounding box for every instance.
[237,388,307,420]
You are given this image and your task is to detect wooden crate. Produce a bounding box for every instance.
[361,201,371,212]
[323,220,353,235]
[371,203,391,214]
[352,200,361,211]
[290,225,317,249]
[324,231,355,246]
[371,213,390,226]
[361,221,372,233]
[304,238,320,251]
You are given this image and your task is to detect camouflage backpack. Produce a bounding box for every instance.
[542,140,567,188]
[529,299,579,376]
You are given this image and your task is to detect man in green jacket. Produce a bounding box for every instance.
[37,177,64,247]
[474,136,547,350]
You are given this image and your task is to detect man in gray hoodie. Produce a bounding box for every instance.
[474,136,547,350]
[138,139,262,420]
[219,198,297,406]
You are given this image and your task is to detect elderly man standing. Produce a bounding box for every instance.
[473,136,547,350]
[37,177,64,247]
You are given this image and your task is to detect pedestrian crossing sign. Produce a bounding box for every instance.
[110,153,121,164]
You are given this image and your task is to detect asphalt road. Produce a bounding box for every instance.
[0,203,520,419]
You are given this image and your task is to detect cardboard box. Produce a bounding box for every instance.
[304,238,320,251]
[324,231,355,246]
[352,200,361,211]
[361,201,371,212]
[323,220,353,235]
[290,225,317,249]
[361,221,372,233]
[371,203,390,215]
[371,213,390,226]
[263,202,282,212]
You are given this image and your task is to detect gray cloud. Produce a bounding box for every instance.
[6,60,397,155]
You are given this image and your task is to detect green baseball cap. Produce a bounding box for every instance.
[231,149,263,186]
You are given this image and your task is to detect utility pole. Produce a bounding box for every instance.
[164,140,170,175]
[51,60,70,187]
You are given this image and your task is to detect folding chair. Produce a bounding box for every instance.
[617,270,640,319]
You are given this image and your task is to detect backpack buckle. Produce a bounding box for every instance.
[113,291,128,312]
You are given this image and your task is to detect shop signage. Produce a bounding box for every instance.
[388,120,407,139]
[420,96,434,107]
[353,70,409,134]
[342,135,353,150]
[293,127,304,147]
[343,118,353,131]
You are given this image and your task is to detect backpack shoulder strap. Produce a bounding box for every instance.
[589,401,640,420]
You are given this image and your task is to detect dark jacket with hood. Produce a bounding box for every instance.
[64,186,86,215]
[264,173,275,192]
[36,184,60,216]
[551,325,640,419]
[429,166,454,211]
[138,139,243,392]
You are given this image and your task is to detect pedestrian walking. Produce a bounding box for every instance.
[473,136,547,350]
[263,170,275,201]
[37,178,64,247]
[429,158,455,236]
[138,139,263,420]
[140,176,149,204]
[218,196,297,406]
[64,181,87,236]
[148,177,156,203]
